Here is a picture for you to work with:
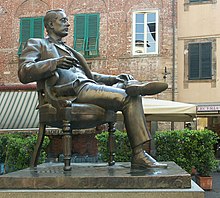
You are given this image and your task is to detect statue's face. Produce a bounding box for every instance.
[51,11,70,38]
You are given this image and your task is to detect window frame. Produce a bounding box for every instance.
[183,38,216,89]
[73,13,100,58]
[18,17,44,55]
[132,10,159,55]
[184,0,217,10]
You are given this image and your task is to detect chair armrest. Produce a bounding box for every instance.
[44,82,74,109]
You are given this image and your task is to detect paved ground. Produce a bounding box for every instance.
[205,171,220,198]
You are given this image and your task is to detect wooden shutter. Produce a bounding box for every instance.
[33,17,44,38]
[201,42,212,79]
[18,17,44,55]
[86,14,99,55]
[18,18,31,54]
[74,13,99,57]
[189,43,200,79]
[74,15,86,54]
[189,42,212,80]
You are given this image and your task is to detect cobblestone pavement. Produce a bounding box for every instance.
[205,171,220,198]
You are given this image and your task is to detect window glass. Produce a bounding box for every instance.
[133,11,158,55]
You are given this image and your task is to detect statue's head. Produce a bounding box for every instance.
[44,9,70,38]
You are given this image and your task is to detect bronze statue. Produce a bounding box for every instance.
[18,9,168,169]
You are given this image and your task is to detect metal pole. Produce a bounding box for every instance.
[171,0,176,130]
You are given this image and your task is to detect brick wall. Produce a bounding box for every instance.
[0,0,177,157]
[0,0,176,101]
[47,133,99,159]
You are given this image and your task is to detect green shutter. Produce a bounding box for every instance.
[189,43,200,79]
[18,18,31,54]
[74,13,99,57]
[33,17,44,38]
[201,42,212,79]
[86,14,99,55]
[189,42,212,80]
[18,17,44,55]
[74,15,86,54]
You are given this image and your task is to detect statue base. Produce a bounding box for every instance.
[0,161,193,189]
[0,182,204,198]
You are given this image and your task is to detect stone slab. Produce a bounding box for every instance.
[0,162,191,189]
[0,181,204,198]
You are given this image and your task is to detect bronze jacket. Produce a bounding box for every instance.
[18,37,116,90]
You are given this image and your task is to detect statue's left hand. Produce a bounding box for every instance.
[107,76,124,85]
[107,74,134,86]
[117,74,135,81]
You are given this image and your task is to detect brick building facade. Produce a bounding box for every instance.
[0,0,177,159]
[0,0,176,101]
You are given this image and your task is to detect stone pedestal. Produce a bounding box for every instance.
[0,183,204,198]
[0,162,191,189]
[0,162,204,198]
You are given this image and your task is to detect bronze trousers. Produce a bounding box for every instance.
[75,83,151,148]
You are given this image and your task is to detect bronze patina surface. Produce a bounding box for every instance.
[18,9,168,170]
[0,162,191,189]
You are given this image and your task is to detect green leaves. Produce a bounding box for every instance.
[95,128,219,176]
[155,129,219,176]
[95,130,131,162]
[0,133,50,173]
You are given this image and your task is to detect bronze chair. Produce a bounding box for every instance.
[30,80,116,171]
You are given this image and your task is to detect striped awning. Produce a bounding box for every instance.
[0,91,39,129]
[0,89,197,129]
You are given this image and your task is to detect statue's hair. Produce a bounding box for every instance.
[44,9,65,30]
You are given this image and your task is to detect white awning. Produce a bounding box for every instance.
[0,91,197,130]
[142,97,197,122]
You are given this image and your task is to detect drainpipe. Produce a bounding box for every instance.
[171,0,176,130]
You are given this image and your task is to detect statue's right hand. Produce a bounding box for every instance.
[55,56,79,69]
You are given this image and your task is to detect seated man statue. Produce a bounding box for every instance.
[18,9,168,169]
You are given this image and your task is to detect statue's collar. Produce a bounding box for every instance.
[46,36,72,55]
[47,36,66,45]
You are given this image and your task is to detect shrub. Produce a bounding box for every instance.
[95,130,131,162]
[155,129,219,176]
[0,133,50,173]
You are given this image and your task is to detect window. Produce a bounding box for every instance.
[184,0,216,10]
[188,42,212,80]
[74,13,100,58]
[190,0,209,2]
[133,11,158,55]
[18,17,44,55]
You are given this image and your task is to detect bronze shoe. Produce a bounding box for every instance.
[125,81,168,96]
[131,150,168,169]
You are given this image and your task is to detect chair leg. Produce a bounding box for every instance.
[30,123,46,168]
[108,122,116,166]
[62,120,72,171]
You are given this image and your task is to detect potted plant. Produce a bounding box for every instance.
[194,132,219,190]
[155,129,219,190]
